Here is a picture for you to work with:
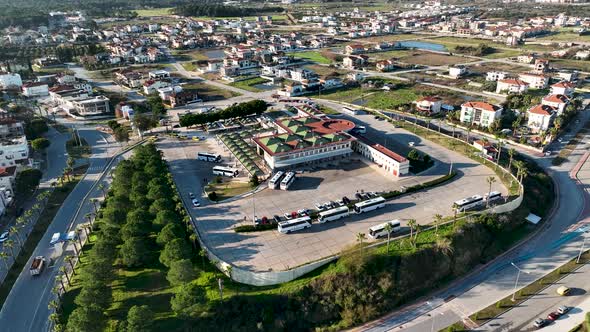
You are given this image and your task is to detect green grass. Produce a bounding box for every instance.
[228,77,269,92]
[287,51,332,64]
[549,58,590,72]
[318,86,418,110]
[205,181,252,200]
[0,166,88,309]
[134,8,173,16]
[537,31,590,43]
[182,82,242,100]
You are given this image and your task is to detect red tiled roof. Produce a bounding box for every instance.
[542,94,569,104]
[0,166,16,177]
[498,78,529,86]
[354,135,407,163]
[461,101,501,113]
[306,119,356,134]
[528,104,555,116]
[551,81,575,89]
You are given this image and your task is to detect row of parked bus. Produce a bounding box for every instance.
[452,191,502,212]
[197,152,240,178]
[278,196,387,234]
[268,171,296,190]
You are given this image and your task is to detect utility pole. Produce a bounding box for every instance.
[577,232,588,264]
[218,278,224,300]
[511,262,529,301]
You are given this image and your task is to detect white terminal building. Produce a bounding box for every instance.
[254,106,409,177]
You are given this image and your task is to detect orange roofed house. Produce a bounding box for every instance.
[459,101,503,128]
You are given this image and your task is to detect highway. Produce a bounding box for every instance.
[0,126,120,332]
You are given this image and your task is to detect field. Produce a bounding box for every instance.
[134,8,173,17]
[287,51,332,64]
[431,37,524,59]
[352,33,420,43]
[401,53,467,66]
[466,61,529,74]
[303,64,347,77]
[228,77,269,92]
[170,49,209,62]
[182,82,242,100]
[318,85,418,110]
[536,31,590,43]
[549,58,590,72]
[205,181,252,200]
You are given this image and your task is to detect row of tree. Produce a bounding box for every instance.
[179,99,267,127]
[173,3,283,17]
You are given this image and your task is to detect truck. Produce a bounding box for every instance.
[30,256,46,276]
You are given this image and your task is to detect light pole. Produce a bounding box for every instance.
[511,262,529,301]
[576,231,588,264]
[426,301,442,332]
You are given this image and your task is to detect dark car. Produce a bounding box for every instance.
[355,193,362,200]
[273,215,282,223]
[342,196,350,204]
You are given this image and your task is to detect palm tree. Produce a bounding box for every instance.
[356,232,366,258]
[435,237,454,256]
[508,148,516,171]
[407,219,417,242]
[199,249,207,269]
[69,239,80,257]
[90,198,99,213]
[486,176,497,207]
[496,139,504,165]
[48,299,60,313]
[59,267,71,286]
[452,203,459,224]
[48,313,60,327]
[383,222,393,253]
[9,226,23,248]
[55,275,66,293]
[65,255,75,273]
[0,251,9,270]
[434,214,443,236]
[513,160,527,183]
[51,285,62,302]
[84,213,94,230]
[413,224,421,248]
[466,127,471,143]
[98,183,106,198]
[4,240,15,259]
[32,203,42,217]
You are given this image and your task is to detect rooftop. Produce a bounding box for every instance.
[461,101,501,113]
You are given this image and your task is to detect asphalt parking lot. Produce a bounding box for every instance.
[160,114,508,273]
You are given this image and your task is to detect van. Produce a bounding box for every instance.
[556,286,570,296]
[355,126,366,134]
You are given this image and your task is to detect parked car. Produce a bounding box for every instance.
[284,212,293,220]
[191,199,200,207]
[336,200,345,207]
[0,231,8,243]
[533,318,548,329]
[557,286,571,296]
[189,192,195,199]
[297,209,308,216]
[323,202,333,209]
[273,215,282,223]
[315,202,325,211]
[342,196,351,204]
[355,193,362,200]
[547,312,560,321]
[557,305,570,315]
[408,141,415,147]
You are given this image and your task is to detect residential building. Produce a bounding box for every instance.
[22,82,49,97]
[518,73,549,89]
[517,54,536,64]
[114,70,144,88]
[460,101,503,128]
[345,44,365,54]
[353,135,410,177]
[496,78,529,94]
[148,70,170,80]
[342,55,368,69]
[449,65,467,79]
[158,85,182,100]
[533,58,549,74]
[414,96,442,114]
[550,81,575,96]
[557,70,578,82]
[0,73,22,88]
[473,140,498,160]
[143,80,170,95]
[486,71,507,81]
[376,59,396,72]
[542,94,569,114]
[526,104,556,133]
[63,95,110,117]
[169,90,200,107]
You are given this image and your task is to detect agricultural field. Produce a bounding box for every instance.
[303,64,347,77]
[432,37,524,59]
[134,8,173,17]
[549,58,590,72]
[287,51,333,64]
[536,31,590,43]
[228,77,269,92]
[182,82,242,100]
[401,53,467,66]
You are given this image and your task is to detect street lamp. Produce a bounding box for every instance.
[511,262,530,302]
[426,301,443,332]
[576,231,589,264]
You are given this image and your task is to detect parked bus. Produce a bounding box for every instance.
[268,171,285,190]
[197,152,222,163]
[354,196,386,214]
[341,106,359,116]
[453,195,484,212]
[368,220,401,239]
[278,216,312,234]
[318,206,350,223]
[212,166,239,177]
[484,191,502,204]
[280,171,296,190]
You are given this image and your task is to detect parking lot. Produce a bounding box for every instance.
[160,115,508,272]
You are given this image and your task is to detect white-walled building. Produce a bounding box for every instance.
[542,94,569,115]
[64,95,110,116]
[414,96,442,114]
[496,78,529,94]
[527,104,556,133]
[460,101,503,128]
[449,65,467,79]
[22,82,49,97]
[486,71,507,81]
[353,136,410,177]
[518,73,549,89]
[0,73,22,88]
[550,81,575,96]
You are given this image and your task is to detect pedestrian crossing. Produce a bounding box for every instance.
[87,165,105,172]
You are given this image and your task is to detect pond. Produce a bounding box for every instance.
[398,41,447,52]
[204,49,226,59]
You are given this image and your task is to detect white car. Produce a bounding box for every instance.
[297,209,308,216]
[408,141,415,147]
[0,231,8,243]
[191,199,200,207]
[315,202,325,211]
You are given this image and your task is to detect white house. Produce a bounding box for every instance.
[0,73,22,88]
[414,96,442,114]
[143,80,170,95]
[353,136,410,177]
[550,81,575,96]
[449,66,467,79]
[542,94,569,115]
[518,73,549,89]
[22,82,49,97]
[486,71,507,81]
[496,78,529,94]
[158,85,182,100]
[460,101,503,128]
[148,70,170,80]
[526,104,556,133]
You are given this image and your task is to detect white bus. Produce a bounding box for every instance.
[212,166,239,177]
[278,216,312,234]
[197,152,221,163]
[453,195,484,212]
[268,171,285,190]
[354,196,386,214]
[341,106,359,116]
[318,206,350,223]
[368,220,401,239]
[484,191,502,204]
[280,171,296,190]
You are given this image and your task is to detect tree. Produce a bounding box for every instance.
[383,222,393,253]
[113,126,130,143]
[147,93,165,116]
[434,214,443,236]
[133,113,157,133]
[198,249,207,269]
[4,240,15,259]
[356,232,366,258]
[126,305,154,332]
[170,281,206,318]
[9,226,23,248]
[0,251,10,269]
[25,118,49,139]
[154,210,177,227]
[31,137,51,151]
[160,238,191,267]
[167,259,198,286]
[15,168,43,197]
[486,176,497,207]
[407,149,420,161]
[156,223,183,246]
[74,282,111,310]
[249,174,259,188]
[508,148,516,172]
[66,304,105,332]
[120,237,150,267]
[435,237,454,256]
[407,219,417,243]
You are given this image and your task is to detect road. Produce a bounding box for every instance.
[66,63,146,102]
[0,126,121,332]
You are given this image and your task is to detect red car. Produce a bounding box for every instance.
[547,312,561,321]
